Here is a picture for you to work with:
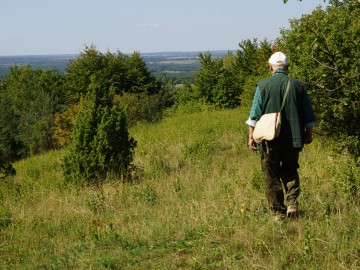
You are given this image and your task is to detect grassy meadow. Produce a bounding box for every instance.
[0,106,359,269]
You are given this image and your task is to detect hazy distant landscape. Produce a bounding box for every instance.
[0,50,232,82]
[0,54,77,79]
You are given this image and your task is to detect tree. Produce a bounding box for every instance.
[278,0,360,158]
[235,39,273,107]
[124,52,161,95]
[192,52,242,108]
[65,45,126,104]
[64,46,165,128]
[0,94,19,178]
[65,46,161,103]
[194,52,223,104]
[0,65,62,158]
[235,39,259,78]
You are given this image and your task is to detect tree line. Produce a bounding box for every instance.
[0,0,359,181]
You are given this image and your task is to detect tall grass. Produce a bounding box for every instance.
[0,107,359,269]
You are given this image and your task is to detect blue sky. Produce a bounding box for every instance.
[0,0,327,56]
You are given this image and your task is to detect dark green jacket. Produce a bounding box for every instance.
[257,72,314,149]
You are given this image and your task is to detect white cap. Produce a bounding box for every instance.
[268,52,288,66]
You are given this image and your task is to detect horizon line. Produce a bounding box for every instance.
[0,49,238,58]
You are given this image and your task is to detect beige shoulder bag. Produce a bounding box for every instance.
[253,79,291,144]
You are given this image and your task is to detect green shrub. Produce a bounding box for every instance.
[115,92,164,127]
[62,80,136,184]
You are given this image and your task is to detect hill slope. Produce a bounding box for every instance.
[1,107,359,269]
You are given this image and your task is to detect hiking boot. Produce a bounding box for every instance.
[287,204,298,218]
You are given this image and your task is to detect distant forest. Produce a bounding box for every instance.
[0,50,232,83]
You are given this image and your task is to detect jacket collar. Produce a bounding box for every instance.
[273,69,287,75]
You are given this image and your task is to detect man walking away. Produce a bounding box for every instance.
[246,52,315,221]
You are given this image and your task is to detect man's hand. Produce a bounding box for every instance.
[248,138,257,151]
[248,125,257,151]
[304,128,313,145]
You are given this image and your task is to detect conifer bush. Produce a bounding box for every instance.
[62,78,136,184]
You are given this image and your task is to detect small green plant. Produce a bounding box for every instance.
[134,184,158,205]
[302,231,313,257]
[98,257,120,270]
[87,189,108,214]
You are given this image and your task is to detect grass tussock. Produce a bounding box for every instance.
[0,107,359,269]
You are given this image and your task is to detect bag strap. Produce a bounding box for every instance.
[280,78,291,112]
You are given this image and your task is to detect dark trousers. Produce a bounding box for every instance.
[261,148,300,213]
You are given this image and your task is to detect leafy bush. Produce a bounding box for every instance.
[114,92,164,127]
[279,0,360,159]
[0,66,62,159]
[53,104,79,147]
[178,39,273,110]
